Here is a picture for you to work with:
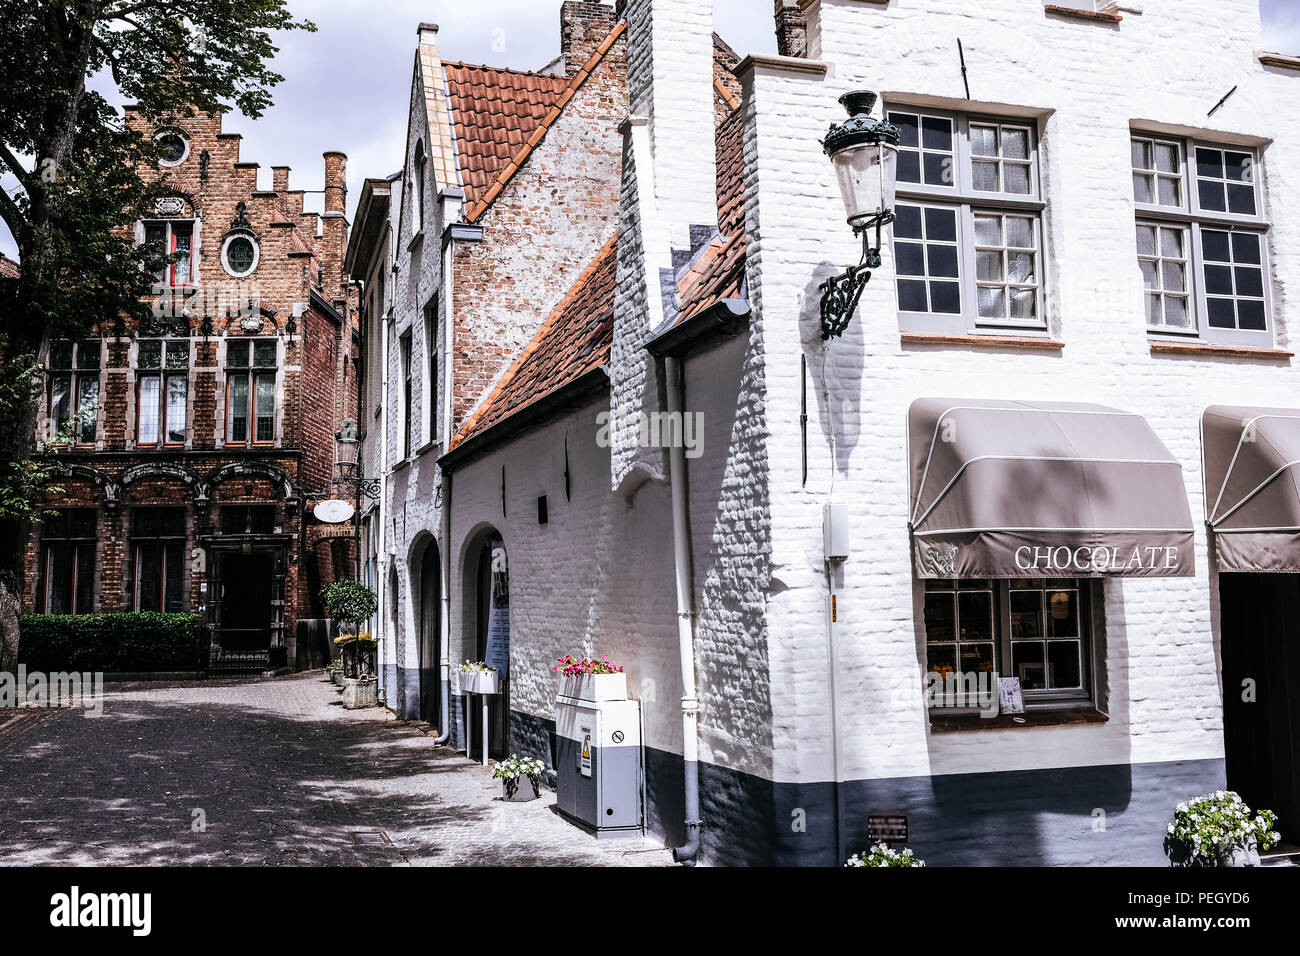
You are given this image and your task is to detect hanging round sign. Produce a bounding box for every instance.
[313,499,355,524]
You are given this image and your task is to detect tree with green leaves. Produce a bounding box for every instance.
[322,579,377,678]
[0,0,314,669]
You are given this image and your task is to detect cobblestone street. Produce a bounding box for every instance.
[0,672,672,867]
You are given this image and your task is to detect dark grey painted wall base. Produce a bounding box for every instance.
[477,708,1227,866]
[793,758,1227,867]
[681,754,1227,867]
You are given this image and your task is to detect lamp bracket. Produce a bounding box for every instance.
[819,217,890,340]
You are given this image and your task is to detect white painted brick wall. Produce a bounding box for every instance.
[445,352,776,784]
[383,51,446,696]
[622,0,718,244]
[746,0,1298,785]
[382,24,627,710]
[445,401,686,756]
[375,0,1297,799]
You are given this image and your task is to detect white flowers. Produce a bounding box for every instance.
[491,754,545,780]
[459,660,492,674]
[845,842,926,867]
[1164,790,1280,867]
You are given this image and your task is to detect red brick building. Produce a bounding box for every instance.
[23,108,359,672]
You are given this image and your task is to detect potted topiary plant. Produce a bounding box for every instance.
[321,581,379,709]
[493,754,545,802]
[1164,790,1280,867]
[553,655,626,702]
[844,843,926,867]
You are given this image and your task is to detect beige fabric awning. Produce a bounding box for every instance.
[1203,405,1300,572]
[908,398,1196,579]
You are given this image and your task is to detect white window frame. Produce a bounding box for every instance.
[967,208,1046,330]
[923,578,1097,715]
[154,128,190,167]
[134,338,190,449]
[1132,131,1272,348]
[220,232,260,278]
[893,202,964,318]
[141,219,198,287]
[1136,220,1194,333]
[223,337,280,447]
[887,104,1047,336]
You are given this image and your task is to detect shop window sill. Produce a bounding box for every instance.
[1044,5,1122,24]
[901,332,1065,351]
[929,707,1109,734]
[1149,340,1293,360]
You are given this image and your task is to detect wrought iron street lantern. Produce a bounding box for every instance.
[819,91,900,339]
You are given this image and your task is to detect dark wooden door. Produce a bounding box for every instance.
[418,545,440,726]
[1220,573,1300,844]
[220,552,274,652]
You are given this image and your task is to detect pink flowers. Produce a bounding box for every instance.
[553,654,625,677]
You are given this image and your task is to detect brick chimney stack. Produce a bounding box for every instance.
[774,0,808,59]
[272,166,290,192]
[323,151,347,214]
[560,1,618,74]
[321,151,348,303]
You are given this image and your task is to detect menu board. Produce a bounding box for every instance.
[998,677,1025,715]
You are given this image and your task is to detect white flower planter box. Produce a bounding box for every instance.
[457,670,500,695]
[559,672,627,702]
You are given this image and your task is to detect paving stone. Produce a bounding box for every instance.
[0,672,672,867]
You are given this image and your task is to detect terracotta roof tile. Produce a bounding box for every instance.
[712,33,743,120]
[451,235,618,449]
[447,21,627,221]
[677,107,747,321]
[444,62,570,210]
[451,65,749,449]
[0,253,17,280]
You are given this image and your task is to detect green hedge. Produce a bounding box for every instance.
[18,613,202,672]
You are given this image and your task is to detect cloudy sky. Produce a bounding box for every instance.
[2,0,1298,261]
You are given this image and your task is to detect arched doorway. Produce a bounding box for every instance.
[417,538,441,727]
[465,530,510,758]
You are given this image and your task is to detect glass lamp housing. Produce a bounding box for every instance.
[822,91,901,231]
[830,141,898,231]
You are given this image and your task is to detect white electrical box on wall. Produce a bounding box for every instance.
[823,503,850,561]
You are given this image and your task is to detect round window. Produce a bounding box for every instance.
[224,235,257,276]
[155,130,189,166]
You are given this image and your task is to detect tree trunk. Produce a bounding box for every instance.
[0,510,30,672]
[0,565,21,676]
